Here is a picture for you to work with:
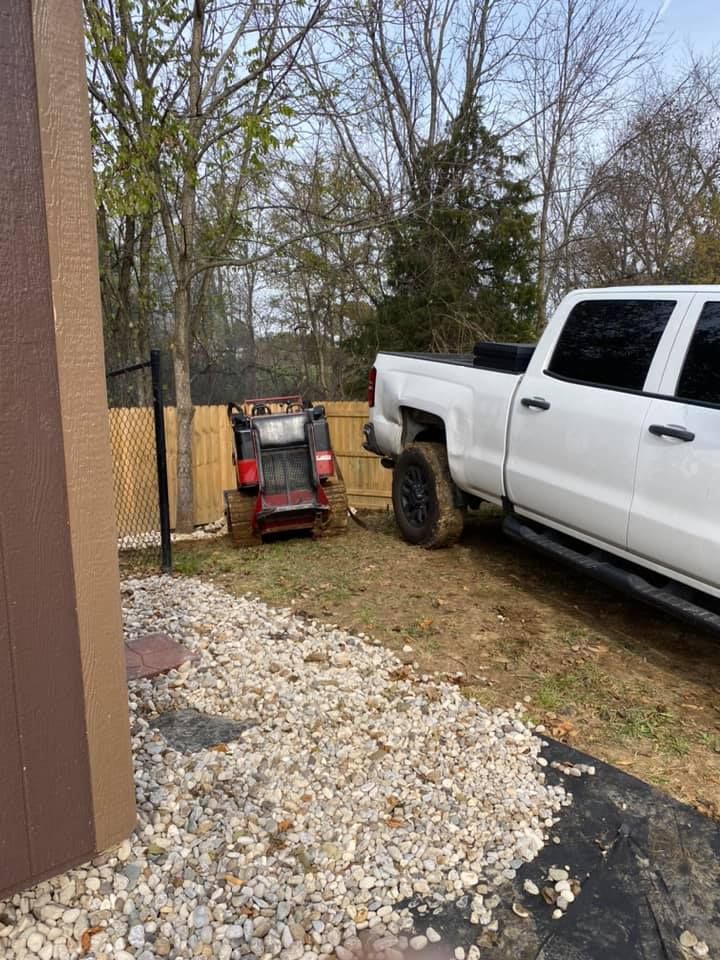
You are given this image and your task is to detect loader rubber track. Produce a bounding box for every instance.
[318,474,349,537]
[224,489,259,547]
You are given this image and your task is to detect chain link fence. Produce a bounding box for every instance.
[107,350,171,573]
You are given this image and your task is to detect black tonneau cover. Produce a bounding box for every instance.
[473,341,535,373]
[378,351,476,368]
[379,342,535,374]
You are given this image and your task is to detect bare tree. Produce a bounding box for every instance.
[85,0,327,530]
[304,1,538,218]
[571,64,720,285]
[515,0,658,323]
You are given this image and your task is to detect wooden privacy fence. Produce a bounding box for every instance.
[108,401,391,531]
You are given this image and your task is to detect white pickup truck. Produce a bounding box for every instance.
[364,286,720,629]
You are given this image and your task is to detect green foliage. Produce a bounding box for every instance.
[364,114,537,355]
[85,0,293,221]
[686,195,720,283]
[263,151,383,399]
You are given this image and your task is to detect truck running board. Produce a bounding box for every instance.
[503,514,720,634]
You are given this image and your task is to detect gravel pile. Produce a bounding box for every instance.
[119,518,226,552]
[0,576,570,960]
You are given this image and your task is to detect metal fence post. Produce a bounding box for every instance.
[150,349,172,573]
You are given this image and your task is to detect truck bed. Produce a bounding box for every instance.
[378,351,476,367]
[379,341,535,374]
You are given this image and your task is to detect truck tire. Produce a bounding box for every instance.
[392,442,464,548]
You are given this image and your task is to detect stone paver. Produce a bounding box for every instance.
[124,631,198,681]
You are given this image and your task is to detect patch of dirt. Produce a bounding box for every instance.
[173,508,720,817]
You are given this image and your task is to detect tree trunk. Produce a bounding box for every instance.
[173,280,195,533]
[244,273,258,398]
[536,170,554,333]
[171,0,203,533]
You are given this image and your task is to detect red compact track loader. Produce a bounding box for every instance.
[224,396,348,546]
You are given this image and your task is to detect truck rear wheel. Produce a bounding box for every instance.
[392,442,464,548]
[224,489,259,547]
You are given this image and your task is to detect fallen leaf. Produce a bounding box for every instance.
[695,799,719,818]
[80,927,103,954]
[304,650,327,664]
[587,643,609,655]
[388,665,412,681]
[146,843,165,857]
[549,719,577,741]
[223,874,243,886]
[210,743,228,753]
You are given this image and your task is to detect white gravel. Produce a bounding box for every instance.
[0,576,570,959]
[119,518,226,551]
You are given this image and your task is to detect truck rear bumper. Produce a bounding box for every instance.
[363,423,395,468]
[362,422,383,456]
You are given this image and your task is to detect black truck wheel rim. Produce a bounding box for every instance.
[400,464,431,527]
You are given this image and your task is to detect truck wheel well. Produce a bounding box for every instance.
[402,407,447,447]
[415,427,446,444]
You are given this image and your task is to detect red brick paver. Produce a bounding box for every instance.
[124,632,198,681]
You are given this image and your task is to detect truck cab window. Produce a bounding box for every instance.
[676,301,720,405]
[548,299,676,391]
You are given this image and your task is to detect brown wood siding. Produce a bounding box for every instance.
[0,548,32,890]
[32,0,136,852]
[0,0,95,896]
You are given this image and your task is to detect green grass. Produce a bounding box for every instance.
[665,734,691,757]
[611,706,668,740]
[172,551,206,576]
[599,704,691,756]
[698,731,720,753]
[535,663,614,711]
[561,628,594,648]
[533,665,693,757]
[171,533,369,608]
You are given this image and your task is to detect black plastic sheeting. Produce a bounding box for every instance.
[150,709,255,752]
[406,740,720,959]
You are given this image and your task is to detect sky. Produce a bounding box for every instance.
[643,0,720,59]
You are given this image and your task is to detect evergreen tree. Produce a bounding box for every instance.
[366,114,537,354]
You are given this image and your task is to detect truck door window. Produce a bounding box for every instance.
[676,301,720,405]
[547,299,676,391]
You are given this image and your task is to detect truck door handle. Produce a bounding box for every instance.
[521,397,551,411]
[648,424,695,442]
